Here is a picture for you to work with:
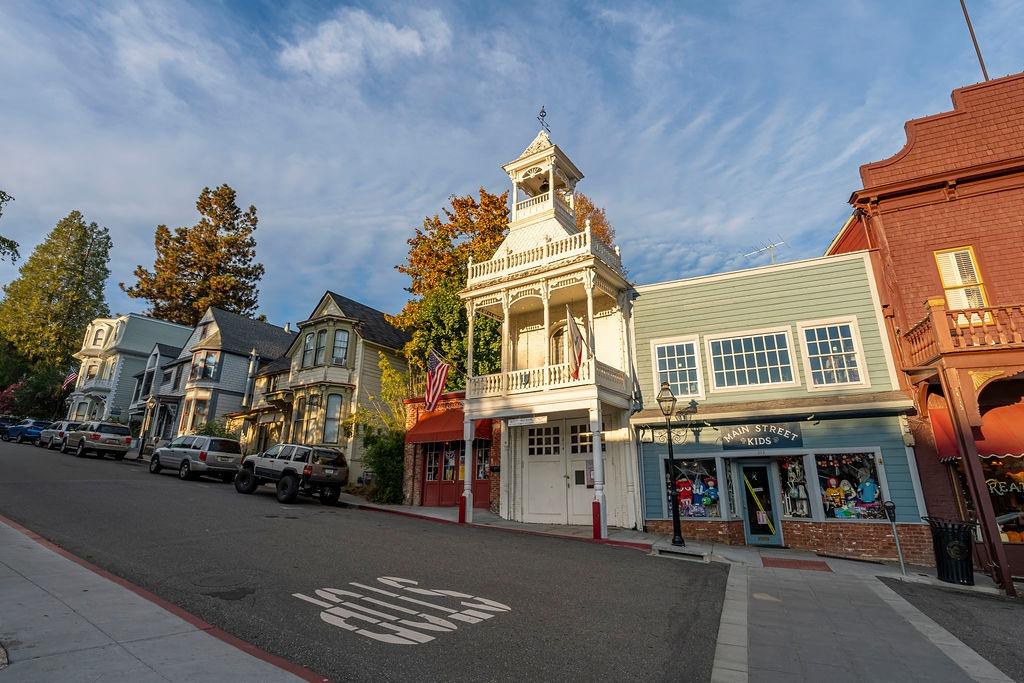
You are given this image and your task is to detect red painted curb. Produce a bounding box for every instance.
[353,503,653,552]
[0,514,329,683]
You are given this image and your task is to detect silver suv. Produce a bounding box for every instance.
[38,421,81,450]
[234,444,348,504]
[149,435,243,482]
[62,421,133,459]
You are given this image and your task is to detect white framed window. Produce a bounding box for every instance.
[332,329,349,365]
[704,327,798,392]
[302,333,314,367]
[651,335,704,399]
[797,317,870,391]
[314,330,327,365]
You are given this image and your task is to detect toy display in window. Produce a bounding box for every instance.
[779,457,811,518]
[816,453,884,519]
[665,460,720,518]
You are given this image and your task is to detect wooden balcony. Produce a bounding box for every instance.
[903,299,1024,368]
[466,359,628,399]
[467,224,623,286]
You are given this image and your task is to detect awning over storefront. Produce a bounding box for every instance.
[405,411,492,444]
[929,402,1024,461]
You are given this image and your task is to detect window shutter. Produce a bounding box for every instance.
[936,249,986,312]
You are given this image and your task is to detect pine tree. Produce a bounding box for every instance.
[121,184,264,327]
[0,190,18,263]
[0,210,111,367]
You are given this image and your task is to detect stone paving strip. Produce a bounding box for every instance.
[0,519,310,682]
[711,564,749,683]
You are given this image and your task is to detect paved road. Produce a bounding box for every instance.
[0,442,728,682]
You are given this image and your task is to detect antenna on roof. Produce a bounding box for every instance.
[743,236,787,265]
[959,0,990,81]
[537,106,550,133]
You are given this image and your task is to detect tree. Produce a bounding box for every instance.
[390,188,508,389]
[121,184,264,327]
[0,210,111,367]
[0,190,18,263]
[574,192,616,248]
[10,365,64,419]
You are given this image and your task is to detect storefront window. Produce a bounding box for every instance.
[442,442,463,481]
[665,459,721,518]
[980,456,1024,543]
[815,453,884,519]
[475,439,490,480]
[425,443,441,481]
[777,456,811,518]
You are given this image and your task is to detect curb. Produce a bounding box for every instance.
[0,514,328,683]
[350,501,654,551]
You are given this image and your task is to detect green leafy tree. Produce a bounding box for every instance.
[121,184,264,327]
[361,429,406,504]
[11,365,64,419]
[0,190,17,263]
[196,419,240,438]
[0,211,111,367]
[0,339,28,389]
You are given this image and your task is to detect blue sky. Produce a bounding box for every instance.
[1,0,1022,327]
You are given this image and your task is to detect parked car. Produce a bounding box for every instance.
[149,435,243,482]
[234,444,348,505]
[3,419,52,444]
[38,421,81,450]
[0,415,20,430]
[62,421,133,459]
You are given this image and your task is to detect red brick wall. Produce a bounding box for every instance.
[860,73,1024,188]
[488,420,502,514]
[645,518,935,565]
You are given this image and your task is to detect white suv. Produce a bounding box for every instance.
[149,435,243,482]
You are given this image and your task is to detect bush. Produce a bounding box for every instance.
[195,420,240,438]
[361,428,405,504]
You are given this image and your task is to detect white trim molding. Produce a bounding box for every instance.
[703,326,801,394]
[649,334,705,400]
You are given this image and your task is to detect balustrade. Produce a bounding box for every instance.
[465,358,633,399]
[902,302,1024,367]
[467,226,624,285]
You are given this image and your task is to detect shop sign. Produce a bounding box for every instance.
[508,415,548,427]
[721,422,803,449]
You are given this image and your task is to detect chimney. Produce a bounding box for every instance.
[284,322,291,333]
[242,347,259,408]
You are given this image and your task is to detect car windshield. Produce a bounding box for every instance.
[208,439,241,454]
[96,424,131,436]
[312,449,343,466]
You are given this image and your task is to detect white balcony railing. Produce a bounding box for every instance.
[468,226,623,285]
[466,359,628,398]
[79,377,113,392]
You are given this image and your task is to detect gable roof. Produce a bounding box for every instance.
[324,292,411,351]
[155,343,182,358]
[192,308,296,358]
[256,355,292,377]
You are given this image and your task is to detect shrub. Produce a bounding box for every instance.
[361,428,405,504]
[195,420,240,438]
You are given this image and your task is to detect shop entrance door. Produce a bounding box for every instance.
[523,423,567,524]
[739,462,783,546]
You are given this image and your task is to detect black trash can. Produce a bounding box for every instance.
[923,517,977,585]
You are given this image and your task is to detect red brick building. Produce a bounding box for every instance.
[402,392,501,512]
[828,72,1024,591]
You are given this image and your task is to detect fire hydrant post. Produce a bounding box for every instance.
[883,501,907,577]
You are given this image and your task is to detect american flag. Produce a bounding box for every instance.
[424,349,450,412]
[567,305,585,380]
[61,370,78,392]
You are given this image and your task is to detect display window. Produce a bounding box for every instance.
[665,459,721,518]
[980,456,1024,544]
[815,453,884,519]
[777,456,811,518]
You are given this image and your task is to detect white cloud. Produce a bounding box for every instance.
[279,8,451,81]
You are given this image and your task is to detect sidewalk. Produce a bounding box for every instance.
[0,518,311,682]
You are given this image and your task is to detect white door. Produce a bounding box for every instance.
[566,421,599,525]
[523,423,568,524]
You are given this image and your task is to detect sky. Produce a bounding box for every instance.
[1,0,1023,328]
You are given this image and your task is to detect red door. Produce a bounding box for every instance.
[421,440,491,508]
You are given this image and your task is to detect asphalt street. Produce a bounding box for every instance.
[881,578,1024,682]
[0,442,728,682]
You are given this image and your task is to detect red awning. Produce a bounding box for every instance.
[929,402,1024,461]
[405,410,492,444]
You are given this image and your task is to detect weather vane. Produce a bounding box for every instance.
[537,106,550,133]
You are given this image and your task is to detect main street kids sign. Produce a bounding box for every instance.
[720,422,803,450]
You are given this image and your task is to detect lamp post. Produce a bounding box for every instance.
[656,382,684,546]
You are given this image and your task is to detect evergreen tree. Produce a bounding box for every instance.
[0,210,111,367]
[0,190,18,263]
[121,184,265,327]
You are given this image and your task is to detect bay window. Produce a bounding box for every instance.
[302,333,314,368]
[315,330,327,365]
[323,394,343,444]
[332,329,349,365]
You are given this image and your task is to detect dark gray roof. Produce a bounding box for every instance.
[155,344,182,359]
[256,355,292,377]
[191,308,296,358]
[326,292,411,351]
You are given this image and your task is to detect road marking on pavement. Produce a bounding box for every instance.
[711,565,748,683]
[293,576,511,645]
[868,579,1012,683]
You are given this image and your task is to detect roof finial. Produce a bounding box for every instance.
[537,106,550,133]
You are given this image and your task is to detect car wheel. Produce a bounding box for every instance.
[46,437,55,450]
[234,468,258,494]
[60,439,69,454]
[149,455,161,474]
[75,441,87,458]
[276,474,299,503]
[178,460,193,481]
[319,486,341,506]
[16,433,24,444]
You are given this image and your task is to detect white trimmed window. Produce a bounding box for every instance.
[707,329,796,390]
[653,337,702,398]
[799,320,866,388]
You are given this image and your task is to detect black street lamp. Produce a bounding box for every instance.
[656,381,684,546]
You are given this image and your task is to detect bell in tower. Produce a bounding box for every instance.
[502,124,585,238]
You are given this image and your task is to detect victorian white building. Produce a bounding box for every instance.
[460,131,638,538]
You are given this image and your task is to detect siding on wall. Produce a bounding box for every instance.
[110,356,145,419]
[640,416,920,523]
[633,254,894,407]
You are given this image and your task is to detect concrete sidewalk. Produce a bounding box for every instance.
[0,519,310,682]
